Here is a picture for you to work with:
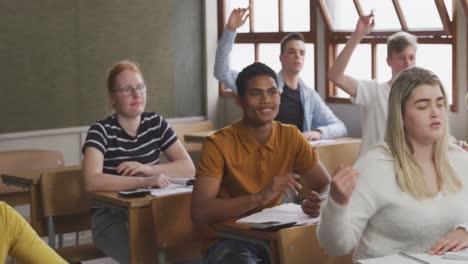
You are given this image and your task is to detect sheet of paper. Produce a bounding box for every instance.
[309,139,334,146]
[168,177,194,185]
[358,253,468,264]
[236,203,319,225]
[150,183,192,197]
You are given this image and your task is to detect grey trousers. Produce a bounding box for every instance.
[91,206,129,264]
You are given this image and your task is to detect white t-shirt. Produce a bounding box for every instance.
[351,80,390,156]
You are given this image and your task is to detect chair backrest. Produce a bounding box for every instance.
[278,225,353,264]
[0,149,64,206]
[169,120,214,152]
[315,141,361,175]
[40,168,89,218]
[152,193,197,248]
[0,149,64,173]
[152,193,207,262]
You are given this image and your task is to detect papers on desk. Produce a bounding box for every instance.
[357,252,468,264]
[168,177,194,185]
[309,139,334,146]
[150,183,193,197]
[236,203,319,225]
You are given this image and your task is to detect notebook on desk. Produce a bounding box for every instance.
[236,203,319,225]
[357,252,468,264]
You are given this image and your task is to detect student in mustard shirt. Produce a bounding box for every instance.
[0,201,66,264]
[192,62,358,263]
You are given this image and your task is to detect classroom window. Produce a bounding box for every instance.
[321,0,458,111]
[218,0,317,95]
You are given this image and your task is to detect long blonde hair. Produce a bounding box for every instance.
[385,67,461,199]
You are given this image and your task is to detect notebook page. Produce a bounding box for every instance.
[236,203,319,225]
[150,183,192,197]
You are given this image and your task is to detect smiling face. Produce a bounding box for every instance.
[403,83,446,146]
[280,39,306,74]
[110,70,147,118]
[240,74,280,128]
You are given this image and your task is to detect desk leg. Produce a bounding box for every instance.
[28,185,46,236]
[128,206,156,264]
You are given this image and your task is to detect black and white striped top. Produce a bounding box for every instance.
[82,112,178,176]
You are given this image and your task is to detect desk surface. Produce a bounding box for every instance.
[1,165,81,185]
[90,191,153,208]
[185,131,360,146]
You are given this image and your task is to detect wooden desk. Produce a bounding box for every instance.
[214,222,352,264]
[1,165,80,236]
[183,130,216,144]
[313,137,361,174]
[90,192,156,264]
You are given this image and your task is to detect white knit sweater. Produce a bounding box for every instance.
[317,144,468,262]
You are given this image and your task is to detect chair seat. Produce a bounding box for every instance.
[55,243,104,263]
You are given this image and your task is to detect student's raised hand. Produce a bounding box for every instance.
[428,228,468,255]
[116,161,154,177]
[330,166,360,205]
[301,191,327,217]
[355,11,375,36]
[303,130,322,141]
[256,173,302,205]
[227,7,250,31]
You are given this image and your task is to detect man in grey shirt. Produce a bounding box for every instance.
[215,7,347,140]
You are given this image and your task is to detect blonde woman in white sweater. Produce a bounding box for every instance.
[317,67,468,262]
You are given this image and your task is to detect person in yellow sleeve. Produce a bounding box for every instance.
[0,201,66,264]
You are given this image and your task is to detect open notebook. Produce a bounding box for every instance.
[149,178,193,197]
[236,203,319,225]
[357,252,468,264]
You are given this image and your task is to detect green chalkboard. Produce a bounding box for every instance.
[0,0,204,133]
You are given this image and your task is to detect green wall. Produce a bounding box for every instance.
[0,0,204,133]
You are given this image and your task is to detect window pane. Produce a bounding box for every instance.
[302,44,315,89]
[335,44,372,98]
[224,0,250,33]
[359,0,401,31]
[258,44,281,73]
[376,44,392,83]
[282,0,310,32]
[399,0,443,30]
[230,44,255,72]
[323,0,359,31]
[417,44,453,105]
[253,0,279,32]
[444,0,453,21]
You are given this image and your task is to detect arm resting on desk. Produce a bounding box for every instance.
[191,176,263,224]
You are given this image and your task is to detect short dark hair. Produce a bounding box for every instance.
[235,62,278,98]
[280,33,305,54]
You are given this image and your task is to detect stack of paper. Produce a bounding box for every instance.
[236,203,319,225]
[149,182,192,197]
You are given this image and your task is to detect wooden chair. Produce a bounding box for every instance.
[152,193,207,264]
[278,225,353,264]
[40,168,104,263]
[0,149,64,206]
[169,120,214,152]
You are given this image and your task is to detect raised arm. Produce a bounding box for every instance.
[328,13,374,98]
[213,8,249,93]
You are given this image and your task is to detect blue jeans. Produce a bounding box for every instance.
[203,239,270,264]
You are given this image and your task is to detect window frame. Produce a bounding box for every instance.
[319,0,459,112]
[217,0,318,96]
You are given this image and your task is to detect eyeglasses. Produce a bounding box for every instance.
[113,86,147,97]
